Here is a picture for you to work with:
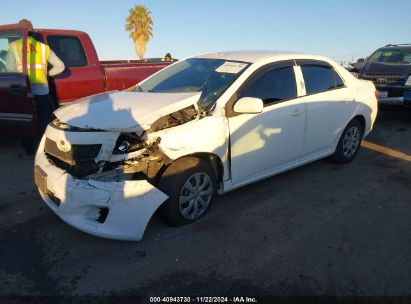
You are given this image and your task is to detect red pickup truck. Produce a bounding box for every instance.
[0,23,172,139]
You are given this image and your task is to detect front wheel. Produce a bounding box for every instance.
[331,119,364,164]
[158,157,216,226]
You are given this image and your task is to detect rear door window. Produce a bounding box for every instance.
[301,64,345,95]
[47,35,87,67]
[301,66,335,94]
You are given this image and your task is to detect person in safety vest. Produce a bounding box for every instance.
[8,19,65,139]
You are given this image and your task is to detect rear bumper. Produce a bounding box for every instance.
[34,136,168,241]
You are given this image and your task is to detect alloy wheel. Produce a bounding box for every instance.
[179,172,213,220]
[342,126,361,158]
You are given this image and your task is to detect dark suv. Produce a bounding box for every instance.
[359,44,411,106]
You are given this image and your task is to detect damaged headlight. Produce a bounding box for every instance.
[113,133,145,154]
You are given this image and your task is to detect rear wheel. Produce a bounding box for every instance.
[158,157,216,226]
[331,118,363,164]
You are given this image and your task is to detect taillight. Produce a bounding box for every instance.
[375,90,380,99]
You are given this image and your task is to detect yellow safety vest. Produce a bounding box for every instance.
[9,36,50,84]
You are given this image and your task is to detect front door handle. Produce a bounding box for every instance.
[9,84,25,95]
[291,108,306,117]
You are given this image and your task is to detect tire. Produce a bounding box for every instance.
[158,157,216,226]
[331,118,364,164]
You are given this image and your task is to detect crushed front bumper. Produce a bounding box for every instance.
[34,136,168,241]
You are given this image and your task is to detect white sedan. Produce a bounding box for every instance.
[34,51,378,241]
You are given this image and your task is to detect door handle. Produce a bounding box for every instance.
[9,84,25,95]
[291,108,306,117]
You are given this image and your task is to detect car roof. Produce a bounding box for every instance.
[194,50,331,64]
[383,43,411,48]
[379,45,411,51]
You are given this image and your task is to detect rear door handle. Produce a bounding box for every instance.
[9,84,25,95]
[291,108,306,117]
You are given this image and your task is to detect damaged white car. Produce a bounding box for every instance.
[34,51,378,241]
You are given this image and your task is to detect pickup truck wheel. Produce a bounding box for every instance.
[331,118,363,164]
[158,157,216,226]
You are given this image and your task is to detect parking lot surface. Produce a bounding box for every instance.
[0,109,410,296]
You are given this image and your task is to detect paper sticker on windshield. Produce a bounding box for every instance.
[215,61,247,74]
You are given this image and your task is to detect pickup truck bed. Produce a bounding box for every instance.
[101,60,170,93]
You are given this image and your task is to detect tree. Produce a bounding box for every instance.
[125,4,153,59]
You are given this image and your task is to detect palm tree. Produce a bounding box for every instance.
[125,5,153,59]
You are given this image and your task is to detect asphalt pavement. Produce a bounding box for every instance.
[0,109,410,297]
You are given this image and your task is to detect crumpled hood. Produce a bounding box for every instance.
[54,91,201,133]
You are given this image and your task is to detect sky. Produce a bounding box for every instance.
[2,0,410,63]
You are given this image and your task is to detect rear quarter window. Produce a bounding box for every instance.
[334,71,344,88]
[47,35,87,68]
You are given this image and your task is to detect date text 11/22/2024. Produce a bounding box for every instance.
[149,296,258,303]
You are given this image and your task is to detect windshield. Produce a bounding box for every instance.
[137,58,250,112]
[368,48,411,64]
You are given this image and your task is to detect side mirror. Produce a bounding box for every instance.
[357,58,365,63]
[233,97,263,114]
